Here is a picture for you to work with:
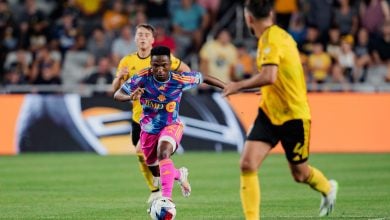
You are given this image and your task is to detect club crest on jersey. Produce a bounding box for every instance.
[158,94,166,102]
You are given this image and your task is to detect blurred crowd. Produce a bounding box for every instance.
[0,0,389,94]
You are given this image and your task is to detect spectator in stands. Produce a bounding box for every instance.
[74,0,103,17]
[16,19,30,50]
[17,0,49,54]
[172,0,209,58]
[333,0,359,36]
[354,28,372,82]
[359,0,390,37]
[288,13,307,47]
[87,26,113,62]
[308,41,332,91]
[2,25,18,51]
[18,0,48,32]
[51,11,79,57]
[326,25,342,61]
[49,0,81,21]
[143,0,170,29]
[274,0,298,30]
[0,0,14,30]
[199,29,237,92]
[152,26,177,54]
[2,63,26,86]
[371,20,390,82]
[4,48,32,79]
[111,26,137,65]
[234,42,256,81]
[82,57,114,96]
[29,46,61,85]
[196,0,220,28]
[306,0,334,42]
[332,35,355,85]
[102,0,128,33]
[300,24,320,55]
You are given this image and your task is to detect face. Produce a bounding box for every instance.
[135,27,154,50]
[151,55,171,81]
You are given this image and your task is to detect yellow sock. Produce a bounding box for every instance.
[137,153,159,192]
[305,166,331,195]
[240,171,260,220]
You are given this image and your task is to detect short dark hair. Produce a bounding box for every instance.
[244,0,274,19]
[136,23,155,35]
[151,46,171,57]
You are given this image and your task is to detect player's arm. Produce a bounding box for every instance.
[114,88,132,102]
[112,57,130,92]
[223,64,278,96]
[177,61,191,72]
[171,54,191,72]
[114,74,143,102]
[114,87,144,102]
[112,67,129,91]
[203,74,226,90]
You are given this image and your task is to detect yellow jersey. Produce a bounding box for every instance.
[116,52,182,122]
[257,25,311,125]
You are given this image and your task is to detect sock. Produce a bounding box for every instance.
[305,166,331,195]
[159,159,177,198]
[240,171,260,220]
[137,153,159,192]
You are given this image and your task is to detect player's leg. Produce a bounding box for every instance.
[240,140,271,220]
[157,124,189,199]
[132,120,160,202]
[240,108,278,220]
[280,119,338,217]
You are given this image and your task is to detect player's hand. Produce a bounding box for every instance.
[223,82,241,97]
[130,87,144,101]
[118,67,129,80]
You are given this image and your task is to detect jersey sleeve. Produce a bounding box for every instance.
[170,54,181,71]
[172,71,203,90]
[259,29,283,66]
[116,57,130,81]
[259,41,280,66]
[120,74,143,94]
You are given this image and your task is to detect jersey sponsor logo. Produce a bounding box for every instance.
[144,100,164,109]
[166,101,176,113]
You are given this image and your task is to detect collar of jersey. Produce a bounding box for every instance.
[153,71,171,83]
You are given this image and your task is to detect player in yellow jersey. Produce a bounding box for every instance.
[112,24,191,203]
[223,0,338,219]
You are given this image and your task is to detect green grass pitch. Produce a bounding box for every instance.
[1,153,389,219]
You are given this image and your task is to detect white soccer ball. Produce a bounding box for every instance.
[149,197,176,220]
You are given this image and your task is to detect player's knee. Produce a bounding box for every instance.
[157,141,173,160]
[291,172,307,183]
[240,159,256,172]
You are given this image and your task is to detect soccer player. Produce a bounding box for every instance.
[223,0,338,219]
[112,24,191,203]
[114,46,225,202]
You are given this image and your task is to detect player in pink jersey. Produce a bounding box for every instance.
[114,46,225,203]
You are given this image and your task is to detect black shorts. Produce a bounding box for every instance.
[247,108,311,164]
[131,120,141,146]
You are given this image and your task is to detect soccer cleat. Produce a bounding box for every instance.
[178,167,191,197]
[147,190,162,204]
[319,179,338,217]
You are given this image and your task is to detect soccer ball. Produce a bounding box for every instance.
[149,197,176,220]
